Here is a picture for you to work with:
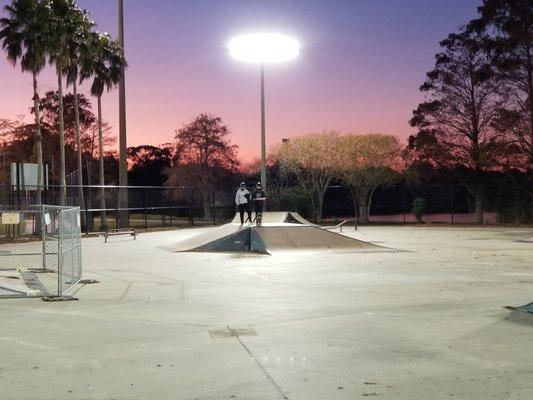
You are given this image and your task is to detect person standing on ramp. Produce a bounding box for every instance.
[235,182,251,225]
[252,182,266,225]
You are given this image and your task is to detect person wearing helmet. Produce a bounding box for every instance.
[252,182,266,224]
[235,182,251,225]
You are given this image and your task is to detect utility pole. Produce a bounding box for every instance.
[118,0,129,227]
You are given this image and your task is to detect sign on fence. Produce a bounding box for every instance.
[1,212,21,224]
[10,163,49,191]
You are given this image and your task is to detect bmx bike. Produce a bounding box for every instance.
[254,209,263,226]
[252,197,266,226]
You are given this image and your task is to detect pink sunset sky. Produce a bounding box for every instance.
[0,0,480,161]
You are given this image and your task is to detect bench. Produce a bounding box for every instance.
[102,228,136,243]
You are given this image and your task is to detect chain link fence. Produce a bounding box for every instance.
[0,205,82,298]
[1,182,531,232]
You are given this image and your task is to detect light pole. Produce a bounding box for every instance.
[118,0,129,227]
[260,64,266,187]
[228,33,299,190]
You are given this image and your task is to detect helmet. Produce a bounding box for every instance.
[239,182,246,188]
[256,182,262,188]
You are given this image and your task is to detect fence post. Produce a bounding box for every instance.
[212,189,216,225]
[451,185,455,224]
[169,194,173,228]
[144,187,148,230]
[84,188,89,235]
[57,209,63,297]
[41,205,47,271]
[403,185,406,223]
[190,188,194,226]
[114,187,119,229]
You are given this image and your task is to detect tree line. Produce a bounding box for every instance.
[407,0,532,224]
[1,0,531,225]
[269,0,532,223]
[0,0,126,229]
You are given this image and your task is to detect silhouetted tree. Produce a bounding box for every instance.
[36,91,115,183]
[166,114,239,218]
[0,0,51,208]
[128,144,173,186]
[38,91,96,149]
[48,0,92,205]
[468,0,533,166]
[80,31,126,229]
[409,30,515,224]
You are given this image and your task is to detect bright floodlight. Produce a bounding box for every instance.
[228,33,300,64]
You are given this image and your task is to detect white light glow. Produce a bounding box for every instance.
[228,33,300,64]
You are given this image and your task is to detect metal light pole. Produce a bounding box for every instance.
[228,33,299,191]
[118,0,129,227]
[260,64,266,189]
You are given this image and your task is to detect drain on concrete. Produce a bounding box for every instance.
[208,326,258,338]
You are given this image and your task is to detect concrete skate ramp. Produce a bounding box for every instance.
[256,226,378,252]
[505,302,533,314]
[286,212,315,225]
[230,211,314,225]
[166,224,382,254]
[164,224,268,253]
[166,224,244,252]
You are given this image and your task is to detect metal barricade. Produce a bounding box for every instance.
[57,206,82,295]
[0,205,82,298]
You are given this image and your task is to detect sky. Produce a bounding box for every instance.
[0,0,482,161]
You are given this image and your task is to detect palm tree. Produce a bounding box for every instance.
[80,32,126,230]
[63,11,93,223]
[0,0,50,212]
[48,0,88,205]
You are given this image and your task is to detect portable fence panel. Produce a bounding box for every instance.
[42,206,61,296]
[0,205,82,298]
[0,208,56,297]
[59,207,82,295]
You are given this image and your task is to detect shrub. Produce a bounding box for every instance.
[412,197,427,223]
[279,187,313,217]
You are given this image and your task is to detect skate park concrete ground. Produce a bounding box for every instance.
[1,225,533,400]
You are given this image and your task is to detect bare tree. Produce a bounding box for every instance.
[271,132,339,221]
[339,133,402,223]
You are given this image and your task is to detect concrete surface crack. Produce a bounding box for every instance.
[227,325,289,400]
[118,281,133,300]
